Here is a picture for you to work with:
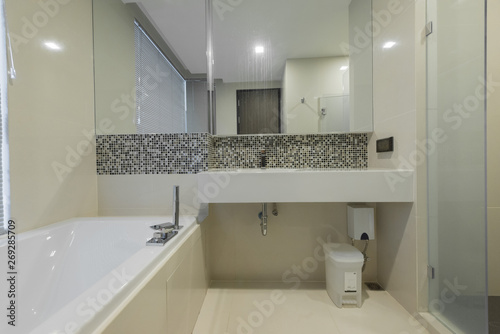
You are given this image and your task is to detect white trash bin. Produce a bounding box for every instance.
[323,243,363,308]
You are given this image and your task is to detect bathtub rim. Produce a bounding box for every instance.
[80,216,200,334]
[0,215,199,334]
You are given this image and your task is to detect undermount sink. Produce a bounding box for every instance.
[209,168,305,173]
[197,168,414,203]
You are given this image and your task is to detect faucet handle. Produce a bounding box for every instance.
[153,228,173,239]
[150,222,175,230]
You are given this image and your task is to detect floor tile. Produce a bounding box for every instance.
[193,282,429,334]
[327,289,427,334]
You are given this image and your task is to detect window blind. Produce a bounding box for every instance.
[134,22,186,134]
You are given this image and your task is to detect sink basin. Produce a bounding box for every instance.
[197,168,414,203]
[209,168,304,173]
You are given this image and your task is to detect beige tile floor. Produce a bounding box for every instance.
[193,282,429,334]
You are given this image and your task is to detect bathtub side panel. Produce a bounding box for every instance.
[101,225,208,334]
[167,228,209,334]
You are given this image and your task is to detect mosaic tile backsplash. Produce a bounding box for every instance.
[96,133,368,175]
[210,134,368,170]
[96,133,210,175]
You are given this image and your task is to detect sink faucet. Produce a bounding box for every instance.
[261,150,266,169]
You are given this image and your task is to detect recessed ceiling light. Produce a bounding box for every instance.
[255,46,264,54]
[383,41,396,49]
[44,41,62,51]
[340,66,349,71]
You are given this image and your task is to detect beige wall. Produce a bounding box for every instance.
[97,174,206,219]
[282,57,349,134]
[207,203,378,284]
[93,0,137,134]
[488,0,500,297]
[369,0,426,316]
[349,0,373,132]
[7,0,98,233]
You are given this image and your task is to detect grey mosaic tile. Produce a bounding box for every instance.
[96,132,368,175]
[210,133,368,170]
[96,133,210,175]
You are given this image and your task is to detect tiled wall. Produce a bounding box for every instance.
[96,133,210,175]
[210,133,368,169]
[96,133,368,175]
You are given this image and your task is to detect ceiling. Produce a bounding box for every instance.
[126,0,352,82]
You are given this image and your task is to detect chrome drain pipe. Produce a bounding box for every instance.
[259,203,268,236]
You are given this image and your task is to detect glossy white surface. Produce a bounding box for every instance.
[97,174,208,220]
[7,0,98,233]
[198,168,414,203]
[369,0,422,316]
[0,216,196,334]
[193,281,429,334]
[488,0,500,297]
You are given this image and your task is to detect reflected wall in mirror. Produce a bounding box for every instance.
[93,0,209,135]
[212,0,373,135]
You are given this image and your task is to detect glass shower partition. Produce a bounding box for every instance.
[426,0,488,333]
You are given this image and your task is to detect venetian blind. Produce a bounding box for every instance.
[134,22,186,133]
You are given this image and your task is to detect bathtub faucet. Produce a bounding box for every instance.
[146,223,178,246]
[173,185,182,230]
[146,185,182,246]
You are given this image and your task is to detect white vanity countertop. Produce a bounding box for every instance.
[197,168,414,203]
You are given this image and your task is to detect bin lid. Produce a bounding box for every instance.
[323,243,363,263]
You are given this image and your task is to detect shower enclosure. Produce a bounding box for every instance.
[426,0,488,332]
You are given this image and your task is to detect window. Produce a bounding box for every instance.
[134,22,187,133]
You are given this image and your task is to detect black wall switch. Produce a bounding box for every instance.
[376,137,394,153]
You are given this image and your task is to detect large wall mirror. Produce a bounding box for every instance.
[212,0,373,135]
[93,0,209,135]
[93,0,373,136]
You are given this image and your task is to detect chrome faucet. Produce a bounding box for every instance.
[145,185,182,246]
[261,150,266,169]
[259,203,268,236]
[146,223,178,246]
[173,185,181,229]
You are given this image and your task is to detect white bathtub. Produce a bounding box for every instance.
[0,216,197,334]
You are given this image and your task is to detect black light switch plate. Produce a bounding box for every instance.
[376,137,394,153]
